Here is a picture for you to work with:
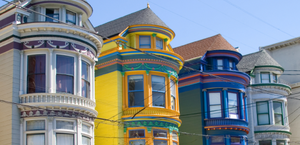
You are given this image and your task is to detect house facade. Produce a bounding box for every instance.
[0,0,102,145]
[237,50,291,145]
[94,6,183,145]
[174,34,250,145]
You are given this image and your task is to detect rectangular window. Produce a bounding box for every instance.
[82,124,91,134]
[152,76,166,108]
[172,132,178,141]
[128,75,144,107]
[27,134,45,145]
[156,37,163,50]
[259,140,272,145]
[26,120,45,131]
[217,59,223,70]
[273,73,278,83]
[139,36,151,48]
[154,140,168,145]
[153,129,168,138]
[56,134,74,145]
[66,10,76,25]
[129,140,145,145]
[27,55,46,93]
[257,102,270,125]
[261,73,270,83]
[129,130,145,138]
[56,120,74,130]
[45,8,59,22]
[82,136,91,145]
[209,92,222,118]
[273,102,283,125]
[229,60,233,70]
[170,79,176,110]
[231,137,241,144]
[82,61,90,98]
[276,140,285,145]
[56,55,74,94]
[211,136,224,144]
[228,92,238,119]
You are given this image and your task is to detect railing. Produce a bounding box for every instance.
[19,93,95,109]
[205,118,248,127]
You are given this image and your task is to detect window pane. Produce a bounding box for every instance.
[152,76,165,91]
[130,140,145,145]
[56,121,74,130]
[170,79,176,97]
[273,73,277,83]
[56,134,74,145]
[273,102,282,114]
[82,61,90,81]
[66,10,76,24]
[27,134,45,145]
[139,36,151,48]
[56,75,73,94]
[153,92,165,107]
[228,93,238,119]
[229,61,233,70]
[26,120,45,131]
[210,105,222,118]
[82,136,91,145]
[172,132,178,141]
[217,59,223,70]
[260,140,271,145]
[57,55,74,75]
[276,140,285,145]
[156,37,163,50]
[209,93,221,104]
[211,136,224,143]
[46,9,59,22]
[261,73,270,83]
[129,75,143,90]
[275,114,283,125]
[258,114,269,125]
[153,129,168,138]
[257,102,268,113]
[154,140,168,145]
[27,55,46,93]
[173,142,178,145]
[171,96,175,110]
[231,137,240,144]
[129,92,144,107]
[129,130,145,138]
[82,80,90,98]
[82,124,91,134]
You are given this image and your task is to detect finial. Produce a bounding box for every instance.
[147,3,150,8]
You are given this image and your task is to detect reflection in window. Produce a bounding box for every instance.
[228,92,238,119]
[170,79,176,110]
[261,73,270,83]
[56,55,74,94]
[209,92,222,118]
[276,140,285,145]
[66,10,76,25]
[45,8,59,22]
[229,60,233,70]
[27,55,46,93]
[27,134,45,145]
[259,140,272,145]
[139,36,151,48]
[257,102,270,125]
[26,120,45,131]
[56,134,74,145]
[82,61,90,98]
[82,136,91,145]
[217,59,223,70]
[156,37,163,50]
[231,137,241,144]
[172,132,178,141]
[128,75,144,107]
[129,130,145,138]
[211,136,224,144]
[56,120,74,130]
[82,124,91,134]
[153,129,167,138]
[152,76,165,107]
[273,102,283,125]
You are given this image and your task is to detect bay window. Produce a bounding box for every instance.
[82,136,91,145]
[27,134,45,145]
[128,75,144,107]
[209,92,222,118]
[152,75,166,108]
[45,8,59,22]
[82,124,92,145]
[139,36,151,48]
[82,61,90,98]
[257,102,270,125]
[56,134,74,145]
[56,55,74,94]
[273,101,283,125]
[27,55,46,93]
[66,10,76,25]
[156,37,163,50]
[55,120,75,145]
[153,129,168,145]
[228,92,238,119]
[170,79,176,110]
[26,120,46,145]
[217,59,223,70]
[261,73,270,83]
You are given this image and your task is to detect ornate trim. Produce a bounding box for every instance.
[47,40,69,49]
[24,40,44,49]
[124,120,179,132]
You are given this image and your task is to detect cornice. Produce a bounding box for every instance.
[261,37,300,51]
[249,83,291,94]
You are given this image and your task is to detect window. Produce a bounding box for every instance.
[211,136,224,144]
[66,10,76,25]
[153,129,168,145]
[170,79,176,110]
[82,136,91,145]
[154,140,168,145]
[128,75,144,107]
[139,36,151,48]
[56,134,74,145]
[273,102,283,125]
[273,73,278,83]
[82,61,90,98]
[172,132,178,141]
[27,134,45,145]
[259,140,272,145]
[27,120,45,131]
[156,37,163,50]
[209,92,222,118]
[231,137,241,144]
[56,55,74,94]
[229,60,233,70]
[152,76,166,108]
[257,102,270,125]
[228,92,238,119]
[27,55,46,93]
[82,124,91,134]
[82,124,92,145]
[217,59,223,70]
[129,140,145,145]
[129,130,145,138]
[276,140,285,145]
[56,120,74,130]
[261,73,270,83]
[45,8,59,22]
[26,120,46,145]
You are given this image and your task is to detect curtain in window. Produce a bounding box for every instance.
[139,36,151,48]
[56,121,74,130]
[154,140,168,145]
[156,38,163,50]
[56,134,74,145]
[257,102,269,125]
[228,92,238,119]
[128,75,144,107]
[82,61,90,98]
[56,55,74,94]
[82,124,91,134]
[129,140,145,145]
[209,92,222,118]
[27,134,45,145]
[27,55,46,93]
[82,136,91,145]
[152,76,165,107]
[26,120,45,131]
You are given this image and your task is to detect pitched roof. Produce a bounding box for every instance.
[236,50,282,72]
[173,34,237,61]
[94,7,169,38]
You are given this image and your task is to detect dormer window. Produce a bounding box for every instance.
[217,59,223,70]
[156,37,163,50]
[46,8,59,22]
[139,36,151,48]
[272,73,278,83]
[66,10,76,25]
[261,72,270,83]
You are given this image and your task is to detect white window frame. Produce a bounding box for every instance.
[81,57,92,99]
[24,118,47,145]
[81,122,93,145]
[54,118,77,145]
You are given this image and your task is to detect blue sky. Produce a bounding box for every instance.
[1,0,299,55]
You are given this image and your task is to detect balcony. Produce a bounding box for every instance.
[205,118,248,127]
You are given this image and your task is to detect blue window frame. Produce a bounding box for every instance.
[129,129,145,138]
[217,59,223,70]
[128,75,144,107]
[211,136,225,145]
[228,92,239,119]
[231,137,241,145]
[152,75,166,108]
[229,60,234,70]
[139,36,151,48]
[156,37,163,50]
[208,92,222,118]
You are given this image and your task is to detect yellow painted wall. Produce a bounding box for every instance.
[95,71,124,145]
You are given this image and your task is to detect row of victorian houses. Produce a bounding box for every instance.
[0,0,298,145]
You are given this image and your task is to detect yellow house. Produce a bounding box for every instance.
[94,5,184,145]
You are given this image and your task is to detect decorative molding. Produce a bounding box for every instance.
[47,40,69,49]
[24,40,44,49]
[255,131,291,139]
[124,120,179,132]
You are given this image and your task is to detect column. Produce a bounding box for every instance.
[244,96,248,122]
[77,119,82,145]
[61,6,66,22]
[91,62,95,101]
[79,14,83,27]
[77,54,82,96]
[48,117,54,145]
[20,118,24,145]
[223,88,229,118]
[269,100,274,125]
[203,89,208,119]
[48,49,53,93]
[225,135,230,145]
[239,91,245,120]
[19,51,24,95]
